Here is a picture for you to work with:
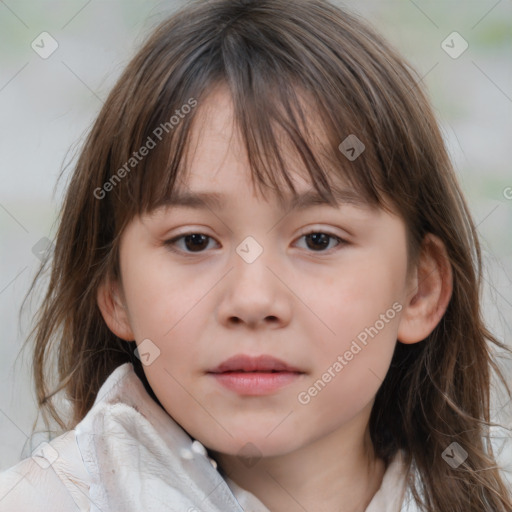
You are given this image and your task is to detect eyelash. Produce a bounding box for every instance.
[163,230,348,255]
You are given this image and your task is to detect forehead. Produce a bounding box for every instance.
[163,86,374,213]
[183,82,330,168]
[154,184,373,216]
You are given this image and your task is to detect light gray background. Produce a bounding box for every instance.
[1,0,511,484]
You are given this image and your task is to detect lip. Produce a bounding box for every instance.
[208,354,303,373]
[207,354,305,395]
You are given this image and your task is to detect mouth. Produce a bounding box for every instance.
[208,354,304,374]
[207,354,305,395]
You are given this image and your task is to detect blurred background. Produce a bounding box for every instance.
[1,0,511,485]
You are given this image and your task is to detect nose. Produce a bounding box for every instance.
[215,245,292,330]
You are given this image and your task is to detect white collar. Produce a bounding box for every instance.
[74,362,412,512]
[75,362,269,511]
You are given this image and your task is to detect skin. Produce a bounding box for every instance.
[98,86,453,512]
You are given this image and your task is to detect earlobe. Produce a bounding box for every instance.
[397,233,453,344]
[96,278,135,341]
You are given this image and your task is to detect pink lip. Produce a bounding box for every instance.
[207,354,305,395]
[209,354,302,373]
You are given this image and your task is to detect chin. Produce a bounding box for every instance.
[202,433,301,461]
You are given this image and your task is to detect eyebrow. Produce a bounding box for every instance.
[159,188,369,212]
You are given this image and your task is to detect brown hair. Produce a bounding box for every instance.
[21,0,512,510]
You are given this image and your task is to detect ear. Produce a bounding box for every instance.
[96,277,135,341]
[397,233,453,344]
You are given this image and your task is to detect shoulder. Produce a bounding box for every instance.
[0,364,138,512]
[0,430,91,512]
[0,364,136,512]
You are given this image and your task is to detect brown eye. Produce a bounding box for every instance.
[305,233,330,251]
[182,234,210,252]
[164,230,346,256]
[164,233,216,253]
[297,232,345,252]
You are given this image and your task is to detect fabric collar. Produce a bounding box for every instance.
[74,362,412,512]
[75,362,270,511]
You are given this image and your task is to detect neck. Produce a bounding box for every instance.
[212,410,386,512]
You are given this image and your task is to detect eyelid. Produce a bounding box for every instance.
[163,227,350,255]
[296,225,349,239]
[163,231,219,254]
[294,228,348,253]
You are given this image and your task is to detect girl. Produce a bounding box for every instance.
[1,0,511,510]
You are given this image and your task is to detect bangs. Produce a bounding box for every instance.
[103,3,409,229]
[91,0,433,267]
[135,79,386,217]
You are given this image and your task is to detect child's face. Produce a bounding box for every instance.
[112,86,413,458]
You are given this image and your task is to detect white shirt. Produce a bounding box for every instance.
[0,363,419,511]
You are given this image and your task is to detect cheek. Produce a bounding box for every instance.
[120,247,211,374]
[303,251,406,409]
[318,255,404,343]
[300,307,399,430]
[120,248,206,340]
